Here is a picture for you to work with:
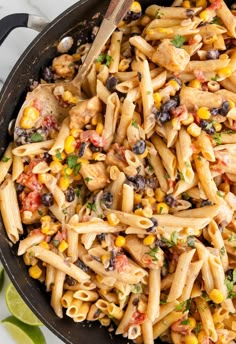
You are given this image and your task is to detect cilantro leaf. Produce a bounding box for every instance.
[85,177,93,183]
[179,172,185,181]
[55,150,62,161]
[1,156,10,163]
[161,231,179,248]
[131,283,143,294]
[147,246,159,262]
[30,133,43,142]
[213,132,222,145]
[187,235,195,248]
[175,299,191,312]
[184,162,191,168]
[220,246,225,256]
[132,119,139,128]
[180,319,190,325]
[217,190,224,197]
[96,54,113,67]
[171,35,186,48]
[87,202,97,212]
[67,156,78,169]
[229,232,236,242]
[225,269,236,298]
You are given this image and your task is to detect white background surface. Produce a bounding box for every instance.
[0,1,78,343]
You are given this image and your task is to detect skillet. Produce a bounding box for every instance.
[0,0,234,343]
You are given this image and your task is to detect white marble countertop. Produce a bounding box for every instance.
[0,2,78,343]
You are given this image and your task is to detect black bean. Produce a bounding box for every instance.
[78,142,86,157]
[146,217,158,233]
[130,32,139,37]
[206,50,220,60]
[225,269,234,281]
[210,107,219,116]
[156,111,171,124]
[90,143,101,152]
[43,152,53,164]
[106,76,119,93]
[146,177,157,189]
[97,233,106,243]
[201,199,213,207]
[102,192,113,208]
[133,203,143,211]
[16,183,24,194]
[186,9,195,18]
[199,120,216,134]
[41,193,54,207]
[65,276,77,286]
[164,195,178,208]
[131,11,142,21]
[218,223,224,233]
[137,72,142,82]
[161,99,178,113]
[132,298,139,306]
[42,66,54,82]
[220,101,230,116]
[65,187,75,202]
[132,140,146,155]
[75,258,90,273]
[133,175,146,192]
[123,10,142,23]
[106,250,116,271]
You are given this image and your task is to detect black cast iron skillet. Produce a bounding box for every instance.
[0,0,233,343]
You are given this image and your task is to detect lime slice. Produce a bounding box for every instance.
[1,316,46,344]
[5,283,43,326]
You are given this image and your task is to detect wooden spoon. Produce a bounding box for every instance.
[14,0,133,140]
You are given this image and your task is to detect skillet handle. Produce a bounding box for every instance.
[0,13,49,46]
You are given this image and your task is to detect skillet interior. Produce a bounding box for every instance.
[0,0,234,343]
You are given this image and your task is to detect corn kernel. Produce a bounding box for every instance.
[38,173,49,184]
[62,165,73,176]
[58,240,69,253]
[96,122,104,135]
[209,289,224,304]
[147,197,156,205]
[188,317,196,330]
[183,1,191,8]
[77,158,89,164]
[101,254,111,265]
[134,193,142,204]
[23,106,40,121]
[91,114,102,126]
[50,161,63,174]
[62,91,73,102]
[153,92,162,109]
[115,236,126,247]
[214,122,222,132]
[196,0,207,8]
[228,100,235,109]
[156,202,169,214]
[72,53,81,61]
[143,234,156,246]
[29,264,43,279]
[58,176,70,191]
[218,66,233,78]
[134,208,144,216]
[182,113,194,126]
[189,79,201,89]
[20,116,34,129]
[64,136,76,154]
[187,123,201,137]
[70,128,82,138]
[41,215,51,222]
[219,182,230,193]
[130,1,142,13]
[107,213,120,226]
[74,174,82,181]
[53,151,66,162]
[39,241,49,250]
[92,152,106,161]
[168,79,180,92]
[185,334,198,344]
[197,107,211,120]
[198,331,207,343]
[155,188,165,202]
[138,149,148,159]
[199,9,211,21]
[219,53,229,60]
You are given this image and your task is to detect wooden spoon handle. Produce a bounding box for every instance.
[73,0,133,89]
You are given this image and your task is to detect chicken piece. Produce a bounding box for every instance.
[180,87,223,110]
[80,162,109,191]
[152,39,190,72]
[69,96,102,129]
[124,235,164,269]
[52,54,75,78]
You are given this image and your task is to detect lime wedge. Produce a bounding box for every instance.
[1,316,46,344]
[5,283,43,326]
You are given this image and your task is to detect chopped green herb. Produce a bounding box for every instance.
[74,163,81,175]
[30,133,43,142]
[187,235,196,248]
[220,246,226,256]
[179,172,185,181]
[147,246,159,262]
[37,209,43,216]
[154,9,163,19]
[132,119,139,128]
[224,130,234,135]
[51,239,60,247]
[161,231,179,248]
[67,156,78,169]
[211,16,222,25]
[131,283,143,294]
[175,299,191,312]
[1,156,10,163]
[180,319,190,325]
[225,268,236,298]
[228,232,236,242]
[147,91,152,95]
[195,323,202,336]
[148,164,154,172]
[182,192,190,201]
[159,206,164,214]
[160,294,168,305]
[217,190,224,197]
[62,209,68,215]
[211,75,219,81]
[95,54,113,67]
[213,132,222,145]
[85,177,93,183]
[171,35,186,48]
[75,185,82,198]
[184,162,191,168]
[202,291,210,301]
[87,202,97,212]
[197,156,202,161]
[55,150,62,161]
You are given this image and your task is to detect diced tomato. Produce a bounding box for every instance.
[193,70,207,83]
[17,173,41,192]
[171,318,191,335]
[80,130,106,147]
[209,0,222,10]
[27,158,42,173]
[42,114,58,130]
[33,98,44,112]
[130,311,146,325]
[115,254,129,273]
[21,191,41,212]
[54,229,67,242]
